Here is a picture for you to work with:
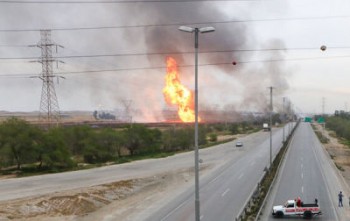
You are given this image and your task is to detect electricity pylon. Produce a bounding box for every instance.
[32,30,64,126]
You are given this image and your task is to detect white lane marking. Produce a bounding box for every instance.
[301,163,303,169]
[200,215,204,220]
[301,173,303,179]
[302,186,304,194]
[207,175,220,186]
[238,173,244,180]
[221,188,230,197]
[206,166,245,187]
[160,200,188,221]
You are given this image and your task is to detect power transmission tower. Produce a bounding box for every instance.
[32,30,64,126]
[121,99,133,123]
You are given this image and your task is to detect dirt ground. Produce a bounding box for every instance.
[0,166,199,221]
[0,178,139,221]
[313,123,350,186]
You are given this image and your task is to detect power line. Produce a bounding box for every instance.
[0,44,31,47]
[0,0,259,4]
[1,15,350,32]
[2,54,350,78]
[0,47,333,60]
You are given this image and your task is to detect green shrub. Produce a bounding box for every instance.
[209,133,218,142]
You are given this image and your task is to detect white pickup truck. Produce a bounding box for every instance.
[272,199,322,219]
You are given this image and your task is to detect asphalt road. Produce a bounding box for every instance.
[260,122,350,221]
[144,123,295,221]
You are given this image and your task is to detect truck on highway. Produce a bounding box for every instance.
[263,123,270,131]
[272,199,322,219]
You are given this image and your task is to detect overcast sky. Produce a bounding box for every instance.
[1,0,350,121]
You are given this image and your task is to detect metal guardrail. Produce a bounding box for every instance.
[234,121,299,221]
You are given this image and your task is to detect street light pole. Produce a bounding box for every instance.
[179,25,215,221]
[288,100,291,135]
[283,97,285,144]
[194,28,200,221]
[269,86,273,169]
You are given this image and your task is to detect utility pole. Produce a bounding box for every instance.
[282,97,285,144]
[322,97,325,116]
[345,102,348,112]
[31,30,64,126]
[269,86,273,169]
[288,100,292,135]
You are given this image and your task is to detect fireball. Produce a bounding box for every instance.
[163,57,200,122]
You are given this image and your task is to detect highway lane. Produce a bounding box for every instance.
[261,122,350,221]
[145,123,295,221]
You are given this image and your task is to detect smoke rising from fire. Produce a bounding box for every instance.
[0,2,290,122]
[139,3,289,119]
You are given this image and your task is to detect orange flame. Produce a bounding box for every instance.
[163,57,200,123]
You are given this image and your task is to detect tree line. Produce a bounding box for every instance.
[0,117,261,173]
[325,113,350,141]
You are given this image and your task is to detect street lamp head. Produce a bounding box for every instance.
[178,26,215,33]
[199,27,215,33]
[178,26,194,33]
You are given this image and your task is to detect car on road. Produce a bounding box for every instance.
[272,199,321,219]
[235,141,243,147]
[263,123,270,131]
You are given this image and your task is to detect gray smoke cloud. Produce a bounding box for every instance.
[237,39,290,114]
[136,3,289,120]
[141,3,248,69]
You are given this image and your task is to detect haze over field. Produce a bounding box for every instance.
[1,0,350,121]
